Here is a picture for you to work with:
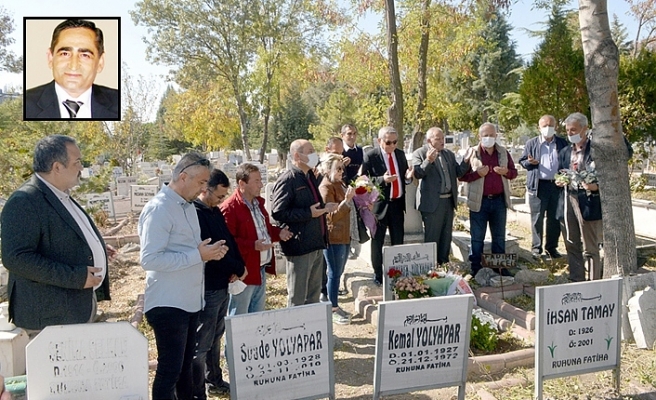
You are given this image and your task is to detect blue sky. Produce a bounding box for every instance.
[0,0,639,98]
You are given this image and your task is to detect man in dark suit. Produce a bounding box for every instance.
[24,19,119,120]
[0,135,113,333]
[412,127,468,264]
[361,126,413,285]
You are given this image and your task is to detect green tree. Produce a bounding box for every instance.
[619,49,656,144]
[518,5,588,126]
[0,6,21,73]
[272,85,316,164]
[447,9,521,130]
[132,0,333,161]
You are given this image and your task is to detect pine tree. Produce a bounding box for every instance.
[518,6,588,125]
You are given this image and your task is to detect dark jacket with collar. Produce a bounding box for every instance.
[361,147,409,218]
[193,199,246,291]
[412,145,467,213]
[342,145,364,184]
[24,80,120,120]
[0,175,110,330]
[271,165,327,257]
[519,135,568,193]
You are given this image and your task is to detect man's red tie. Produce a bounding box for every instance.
[388,152,399,199]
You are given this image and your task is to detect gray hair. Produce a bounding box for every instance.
[33,135,77,173]
[478,122,497,135]
[172,152,211,181]
[378,126,397,139]
[564,112,588,128]
[426,127,443,139]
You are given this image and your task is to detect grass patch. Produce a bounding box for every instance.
[505,294,535,313]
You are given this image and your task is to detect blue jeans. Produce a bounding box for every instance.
[146,307,200,400]
[192,289,230,399]
[228,267,267,316]
[324,244,349,308]
[469,196,507,273]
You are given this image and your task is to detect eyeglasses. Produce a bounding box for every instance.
[179,158,210,174]
[208,189,229,202]
[384,140,398,146]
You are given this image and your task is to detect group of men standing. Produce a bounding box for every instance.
[0,109,621,399]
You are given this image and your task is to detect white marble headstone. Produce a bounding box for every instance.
[26,322,148,400]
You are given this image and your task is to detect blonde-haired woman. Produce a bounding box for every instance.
[319,153,355,324]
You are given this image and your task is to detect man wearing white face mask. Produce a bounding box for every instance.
[460,123,518,276]
[272,139,338,306]
[519,115,568,260]
[556,112,602,281]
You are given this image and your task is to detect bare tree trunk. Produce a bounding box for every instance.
[578,0,636,278]
[411,0,431,152]
[384,0,404,137]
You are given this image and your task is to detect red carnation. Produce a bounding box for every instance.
[355,186,367,195]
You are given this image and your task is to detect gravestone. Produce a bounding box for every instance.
[116,177,137,197]
[0,303,29,377]
[383,243,436,301]
[534,278,622,399]
[622,272,656,341]
[268,153,278,168]
[26,322,148,400]
[628,286,656,349]
[84,192,115,218]
[373,295,474,400]
[112,167,123,178]
[130,185,158,212]
[225,303,334,400]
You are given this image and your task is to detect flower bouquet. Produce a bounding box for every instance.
[555,165,598,190]
[351,175,382,237]
[387,268,433,300]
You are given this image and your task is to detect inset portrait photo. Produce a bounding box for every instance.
[23,17,121,121]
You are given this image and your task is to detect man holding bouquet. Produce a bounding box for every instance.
[412,127,468,264]
[556,112,602,281]
[361,126,413,285]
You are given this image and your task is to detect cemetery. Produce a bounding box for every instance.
[0,149,654,399]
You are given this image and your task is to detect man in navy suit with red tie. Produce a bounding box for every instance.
[361,126,413,285]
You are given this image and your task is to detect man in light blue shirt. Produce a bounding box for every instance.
[139,153,228,400]
[519,114,568,260]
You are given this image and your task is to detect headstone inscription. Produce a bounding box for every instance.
[373,295,474,400]
[534,278,622,400]
[382,243,437,301]
[225,303,334,400]
[130,185,158,212]
[84,192,115,218]
[116,177,137,197]
[25,322,148,400]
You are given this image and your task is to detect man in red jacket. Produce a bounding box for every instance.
[221,163,292,315]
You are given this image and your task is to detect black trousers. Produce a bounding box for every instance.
[371,199,405,282]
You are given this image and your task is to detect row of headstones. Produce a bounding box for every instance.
[14,275,623,400]
[82,161,272,218]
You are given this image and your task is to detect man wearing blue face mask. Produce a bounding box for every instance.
[519,115,568,260]
[272,139,338,306]
[460,123,518,276]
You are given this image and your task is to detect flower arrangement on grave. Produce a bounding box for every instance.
[351,175,383,236]
[387,268,432,300]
